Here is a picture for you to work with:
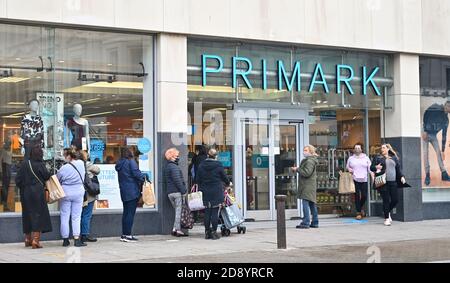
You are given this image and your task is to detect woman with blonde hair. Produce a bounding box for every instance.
[292,145,319,229]
[370,143,406,226]
[164,147,188,236]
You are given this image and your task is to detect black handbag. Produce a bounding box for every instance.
[69,162,100,196]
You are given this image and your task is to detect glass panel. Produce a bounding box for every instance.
[274,124,298,209]
[0,24,54,214]
[420,57,450,202]
[53,29,152,210]
[245,122,270,210]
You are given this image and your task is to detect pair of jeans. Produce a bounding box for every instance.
[81,201,95,236]
[122,198,139,236]
[379,181,399,219]
[60,191,84,238]
[300,199,318,227]
[354,181,368,213]
[204,207,220,232]
[168,192,182,231]
[423,133,446,174]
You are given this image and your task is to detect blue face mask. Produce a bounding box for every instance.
[304,152,311,157]
[174,157,180,163]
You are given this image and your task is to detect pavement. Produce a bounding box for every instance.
[1,217,450,263]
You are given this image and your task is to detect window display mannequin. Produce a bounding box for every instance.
[19,99,44,160]
[66,103,90,152]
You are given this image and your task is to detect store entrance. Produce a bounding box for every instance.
[233,106,307,221]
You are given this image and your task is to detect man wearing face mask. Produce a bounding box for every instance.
[164,148,188,237]
[346,143,373,220]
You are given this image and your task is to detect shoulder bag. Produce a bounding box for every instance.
[69,162,100,196]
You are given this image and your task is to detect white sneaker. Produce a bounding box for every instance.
[388,213,392,222]
[384,219,391,226]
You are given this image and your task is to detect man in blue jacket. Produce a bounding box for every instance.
[423,100,450,185]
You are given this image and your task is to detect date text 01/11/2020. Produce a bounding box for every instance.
[177,267,274,280]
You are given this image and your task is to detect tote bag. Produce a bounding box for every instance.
[188,184,205,211]
[338,171,356,194]
[142,180,155,206]
[45,175,65,204]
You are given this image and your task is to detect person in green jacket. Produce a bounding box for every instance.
[292,145,319,229]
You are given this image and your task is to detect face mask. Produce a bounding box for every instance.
[303,152,311,157]
[174,157,180,163]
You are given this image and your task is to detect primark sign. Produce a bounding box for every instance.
[201,54,382,96]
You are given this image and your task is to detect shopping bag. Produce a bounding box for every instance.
[188,185,205,211]
[142,181,155,206]
[338,172,355,194]
[45,175,65,204]
[220,204,245,229]
[181,198,194,229]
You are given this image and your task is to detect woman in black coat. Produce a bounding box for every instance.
[16,147,52,248]
[196,148,231,240]
[370,143,406,226]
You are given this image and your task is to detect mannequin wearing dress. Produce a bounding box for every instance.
[19,100,44,159]
[66,104,90,153]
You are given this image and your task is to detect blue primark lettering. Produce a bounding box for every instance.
[201,54,223,87]
[336,64,355,95]
[362,66,381,96]
[309,63,329,93]
[261,59,267,90]
[233,57,253,89]
[200,54,382,96]
[278,60,301,92]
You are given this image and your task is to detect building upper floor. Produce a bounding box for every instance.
[1,0,449,57]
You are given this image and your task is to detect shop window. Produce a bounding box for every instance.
[0,24,154,214]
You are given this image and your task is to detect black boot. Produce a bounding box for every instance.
[442,171,450,181]
[205,228,211,239]
[74,238,87,247]
[210,230,220,240]
[81,235,97,243]
[62,238,70,247]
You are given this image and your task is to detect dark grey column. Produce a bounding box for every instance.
[384,137,423,222]
[157,132,188,234]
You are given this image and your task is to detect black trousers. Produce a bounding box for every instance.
[204,207,220,232]
[354,181,368,213]
[1,163,10,204]
[379,181,399,219]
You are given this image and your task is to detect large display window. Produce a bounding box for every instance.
[420,57,450,202]
[0,24,154,214]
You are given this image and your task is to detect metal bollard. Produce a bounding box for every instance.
[275,195,287,249]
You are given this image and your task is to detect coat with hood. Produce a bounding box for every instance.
[165,160,187,195]
[296,155,319,203]
[196,158,230,207]
[115,158,146,202]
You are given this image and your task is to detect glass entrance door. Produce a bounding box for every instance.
[239,116,303,221]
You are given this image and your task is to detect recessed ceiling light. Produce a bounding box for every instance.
[35,76,41,79]
[58,60,65,63]
[107,63,113,66]
[15,58,21,61]
[316,100,322,104]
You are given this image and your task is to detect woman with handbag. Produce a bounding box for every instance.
[346,143,373,220]
[115,147,147,242]
[57,147,87,247]
[196,148,231,240]
[80,151,100,244]
[370,144,407,226]
[164,147,188,237]
[16,147,52,249]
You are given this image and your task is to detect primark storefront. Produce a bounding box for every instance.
[1,11,450,242]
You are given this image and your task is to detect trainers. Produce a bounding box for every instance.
[176,231,188,237]
[425,173,431,185]
[296,224,310,229]
[388,213,392,222]
[120,235,138,242]
[384,219,391,226]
